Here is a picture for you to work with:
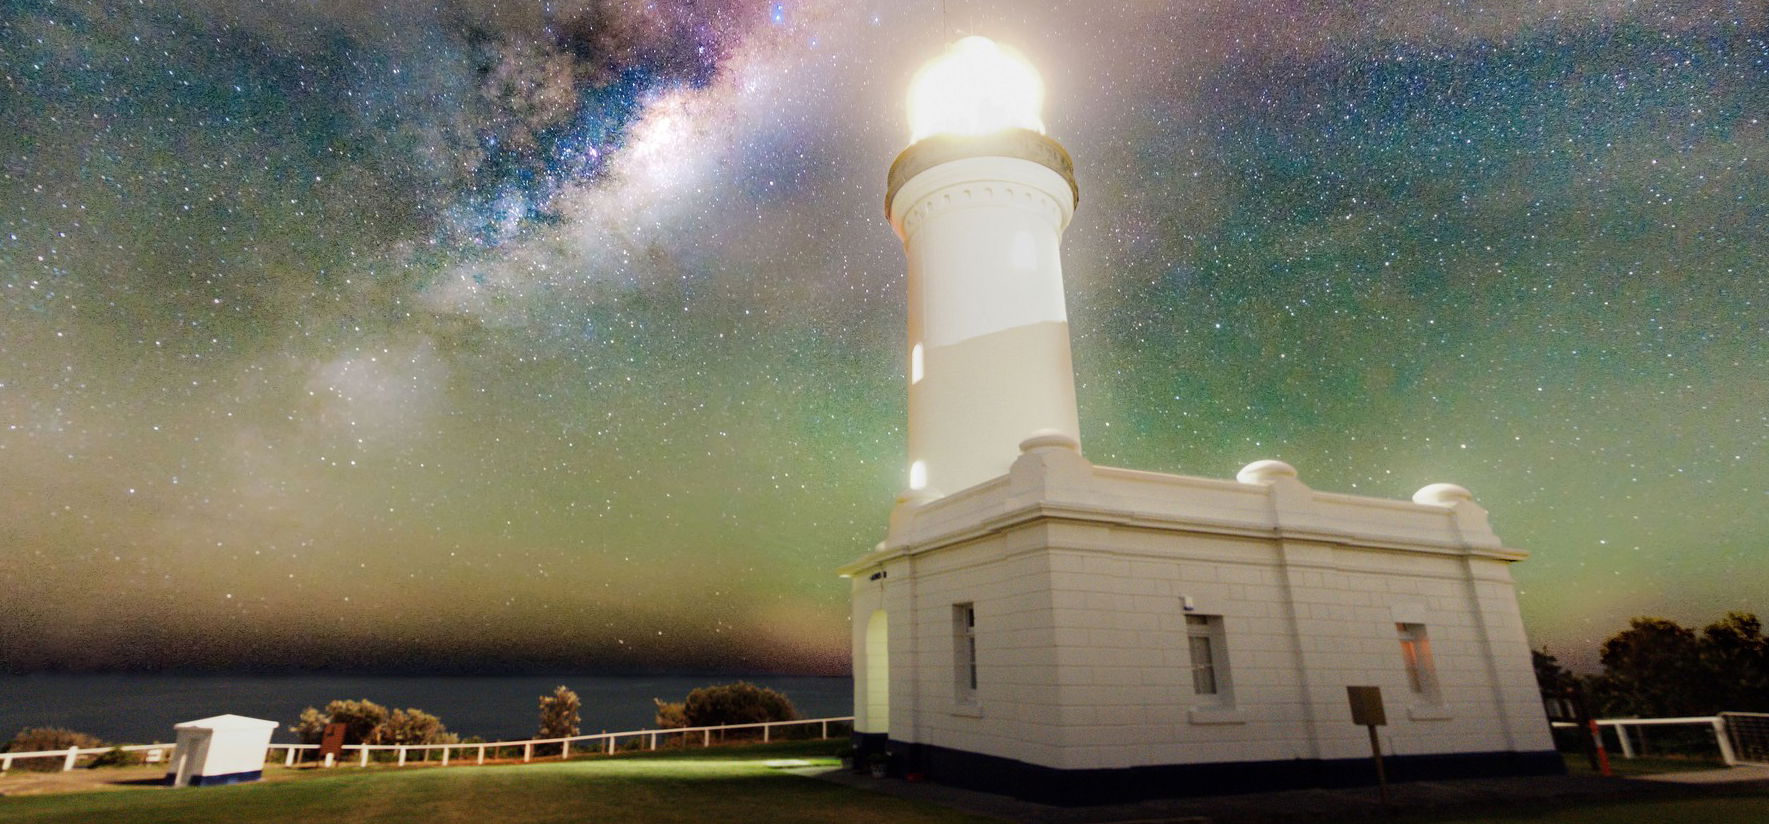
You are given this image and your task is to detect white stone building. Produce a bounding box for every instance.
[839,38,1558,803]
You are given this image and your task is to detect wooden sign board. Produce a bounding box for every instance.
[319,722,350,758]
[1347,686,1386,726]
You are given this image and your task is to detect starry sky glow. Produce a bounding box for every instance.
[1,0,1764,674]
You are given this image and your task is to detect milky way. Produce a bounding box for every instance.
[2,1,1764,674]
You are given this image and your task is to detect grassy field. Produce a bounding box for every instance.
[0,741,995,824]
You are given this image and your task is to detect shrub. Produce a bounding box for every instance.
[5,727,104,771]
[653,699,689,729]
[289,699,456,748]
[373,708,457,746]
[88,746,137,768]
[653,682,799,737]
[290,699,388,746]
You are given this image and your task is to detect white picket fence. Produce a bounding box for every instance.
[0,715,855,774]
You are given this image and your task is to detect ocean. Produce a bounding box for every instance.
[0,673,853,746]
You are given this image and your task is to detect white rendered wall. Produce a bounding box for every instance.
[890,156,1080,497]
[843,444,1553,771]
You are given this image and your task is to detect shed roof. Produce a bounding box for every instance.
[173,714,279,731]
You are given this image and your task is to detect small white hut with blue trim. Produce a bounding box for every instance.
[166,714,278,787]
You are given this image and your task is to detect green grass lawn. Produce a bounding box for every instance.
[0,741,995,824]
[1561,753,1731,777]
[5,742,1763,824]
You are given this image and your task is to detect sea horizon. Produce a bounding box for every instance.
[0,672,854,747]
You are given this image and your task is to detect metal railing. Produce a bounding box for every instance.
[1549,714,1749,766]
[1,716,854,773]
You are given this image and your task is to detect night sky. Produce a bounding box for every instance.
[2,1,1763,675]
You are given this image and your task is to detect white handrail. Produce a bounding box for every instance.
[0,716,855,773]
[1549,714,1739,766]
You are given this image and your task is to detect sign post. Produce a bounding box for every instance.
[318,722,349,768]
[1346,686,1390,811]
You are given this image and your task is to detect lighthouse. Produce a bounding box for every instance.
[888,36,1081,499]
[844,37,1558,804]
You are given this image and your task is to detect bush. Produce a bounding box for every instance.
[376,708,458,746]
[291,699,388,746]
[289,699,456,748]
[653,682,799,738]
[5,727,104,771]
[88,746,137,768]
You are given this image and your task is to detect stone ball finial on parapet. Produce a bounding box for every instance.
[1235,459,1298,485]
[1412,482,1475,507]
[1412,482,1504,550]
[1009,429,1090,501]
[1019,429,1081,454]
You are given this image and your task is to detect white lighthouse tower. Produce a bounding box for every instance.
[890,36,1081,500]
[844,38,1558,805]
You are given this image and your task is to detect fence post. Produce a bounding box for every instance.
[397,747,407,767]
[1713,718,1739,766]
[284,747,296,767]
[605,735,614,755]
[360,747,370,768]
[478,745,486,765]
[764,723,770,743]
[703,728,710,747]
[1614,724,1636,759]
[562,739,571,760]
[523,742,532,762]
[63,747,79,772]
[324,753,334,768]
[821,720,828,739]
[2,754,12,772]
[649,733,657,751]
[442,747,450,766]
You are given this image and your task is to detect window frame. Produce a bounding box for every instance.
[953,603,978,709]
[1396,622,1441,702]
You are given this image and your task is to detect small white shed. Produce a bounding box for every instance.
[165,714,278,787]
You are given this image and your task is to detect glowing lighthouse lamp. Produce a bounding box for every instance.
[888,37,1082,501]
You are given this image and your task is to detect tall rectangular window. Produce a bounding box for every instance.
[1186,615,1219,696]
[1397,623,1437,697]
[954,603,977,704]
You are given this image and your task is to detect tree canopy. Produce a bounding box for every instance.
[1546,611,1769,717]
[538,685,582,739]
[653,682,798,729]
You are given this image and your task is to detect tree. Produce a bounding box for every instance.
[1594,617,1703,717]
[538,685,581,739]
[1699,611,1769,712]
[1531,648,1578,695]
[654,682,799,730]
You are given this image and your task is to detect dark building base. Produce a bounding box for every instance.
[861,737,1564,806]
[167,769,262,787]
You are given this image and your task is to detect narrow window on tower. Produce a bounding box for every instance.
[954,603,977,707]
[1186,615,1220,698]
[910,342,924,384]
[1397,623,1439,700]
[909,460,927,491]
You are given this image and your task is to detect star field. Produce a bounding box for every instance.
[1,0,1763,674]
